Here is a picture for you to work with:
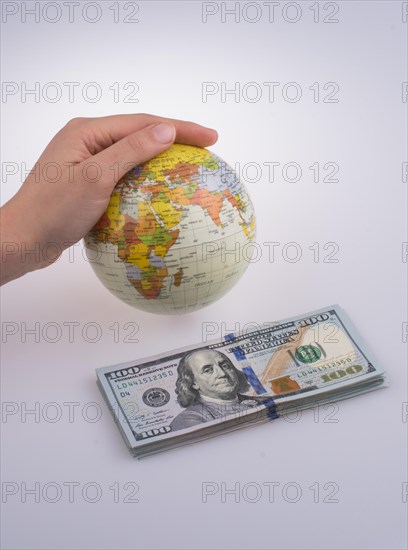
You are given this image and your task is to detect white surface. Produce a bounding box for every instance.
[1,1,407,549]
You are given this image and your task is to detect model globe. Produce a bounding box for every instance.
[84,144,256,314]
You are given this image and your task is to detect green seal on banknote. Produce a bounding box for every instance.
[295,345,322,364]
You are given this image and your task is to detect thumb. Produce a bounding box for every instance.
[87,122,176,189]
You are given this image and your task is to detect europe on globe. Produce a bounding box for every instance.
[84,144,256,314]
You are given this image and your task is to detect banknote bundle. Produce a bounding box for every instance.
[96,305,387,458]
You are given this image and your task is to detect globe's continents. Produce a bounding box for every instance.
[84,144,256,314]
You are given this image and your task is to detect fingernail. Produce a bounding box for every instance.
[151,123,175,144]
[208,128,218,141]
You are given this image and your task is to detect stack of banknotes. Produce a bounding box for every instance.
[96,305,387,458]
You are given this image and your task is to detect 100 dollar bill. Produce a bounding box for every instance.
[96,305,386,457]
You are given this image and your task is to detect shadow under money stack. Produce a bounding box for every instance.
[96,305,387,458]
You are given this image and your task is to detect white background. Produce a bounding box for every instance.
[1,1,407,549]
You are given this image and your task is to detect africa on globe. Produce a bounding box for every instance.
[84,144,256,314]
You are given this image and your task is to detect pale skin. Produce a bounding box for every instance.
[0,114,218,285]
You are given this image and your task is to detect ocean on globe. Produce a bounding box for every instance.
[84,144,256,314]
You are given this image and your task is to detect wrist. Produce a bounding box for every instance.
[1,196,58,285]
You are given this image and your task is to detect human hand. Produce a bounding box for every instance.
[0,114,218,285]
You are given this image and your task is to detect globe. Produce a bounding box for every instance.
[84,144,256,314]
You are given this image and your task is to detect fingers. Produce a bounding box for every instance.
[74,113,218,153]
[86,122,177,188]
[173,120,218,148]
[95,113,218,147]
[84,114,219,190]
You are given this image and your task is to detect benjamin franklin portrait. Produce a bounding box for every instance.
[170,348,261,432]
